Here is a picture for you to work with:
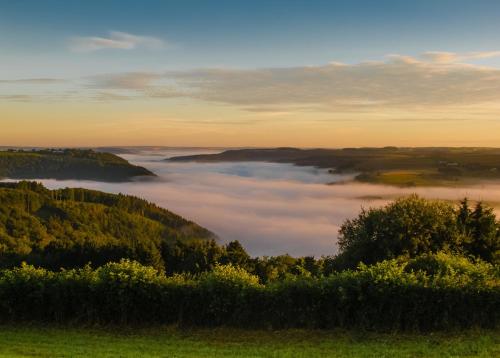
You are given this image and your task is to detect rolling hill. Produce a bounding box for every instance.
[0,149,155,182]
[0,181,214,270]
[169,147,500,186]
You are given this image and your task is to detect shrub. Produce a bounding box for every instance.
[189,264,262,326]
[0,258,497,331]
[93,260,167,323]
[405,252,499,286]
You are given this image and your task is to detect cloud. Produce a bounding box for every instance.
[92,92,132,101]
[421,51,460,64]
[165,56,500,109]
[6,50,500,115]
[69,31,166,52]
[422,51,500,63]
[0,78,65,84]
[90,72,161,90]
[89,51,500,112]
[0,94,34,101]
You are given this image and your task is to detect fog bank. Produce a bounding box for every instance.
[14,148,500,257]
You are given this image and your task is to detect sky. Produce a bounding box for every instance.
[1,0,500,147]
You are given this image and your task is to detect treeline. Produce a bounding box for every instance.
[0,182,499,283]
[165,195,500,282]
[0,149,154,181]
[0,254,497,330]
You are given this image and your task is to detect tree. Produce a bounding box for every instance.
[467,202,499,263]
[220,240,251,269]
[337,195,463,268]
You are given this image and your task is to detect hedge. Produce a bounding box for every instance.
[0,259,498,331]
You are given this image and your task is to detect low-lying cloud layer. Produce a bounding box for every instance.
[23,149,500,257]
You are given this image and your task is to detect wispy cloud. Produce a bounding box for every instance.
[5,51,500,114]
[0,78,65,84]
[0,94,34,101]
[90,72,161,90]
[69,31,166,52]
[89,51,500,112]
[422,51,500,63]
[92,91,132,101]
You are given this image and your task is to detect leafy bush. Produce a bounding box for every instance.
[405,252,498,286]
[0,258,497,331]
[189,264,262,326]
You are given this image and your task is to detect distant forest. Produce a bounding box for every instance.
[0,149,154,182]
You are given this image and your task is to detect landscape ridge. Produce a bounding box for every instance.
[170,146,500,187]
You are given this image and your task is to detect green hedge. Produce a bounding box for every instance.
[0,258,498,331]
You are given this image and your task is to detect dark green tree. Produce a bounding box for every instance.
[337,195,463,268]
[220,240,251,269]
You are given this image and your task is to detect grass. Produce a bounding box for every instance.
[0,325,497,357]
[359,170,467,187]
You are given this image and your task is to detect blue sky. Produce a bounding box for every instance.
[2,0,500,147]
[2,0,500,76]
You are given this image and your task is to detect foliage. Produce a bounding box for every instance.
[0,181,320,281]
[1,183,497,285]
[200,263,261,288]
[457,199,499,263]
[0,181,214,270]
[0,257,497,330]
[0,183,498,331]
[405,251,499,285]
[337,195,500,269]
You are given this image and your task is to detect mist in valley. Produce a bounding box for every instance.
[23,148,500,257]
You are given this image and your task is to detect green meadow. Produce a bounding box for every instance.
[0,326,498,358]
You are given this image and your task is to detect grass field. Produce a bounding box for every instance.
[360,170,459,187]
[0,326,497,357]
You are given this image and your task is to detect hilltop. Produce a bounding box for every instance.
[0,149,155,182]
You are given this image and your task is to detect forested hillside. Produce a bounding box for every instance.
[0,149,154,182]
[0,181,214,270]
